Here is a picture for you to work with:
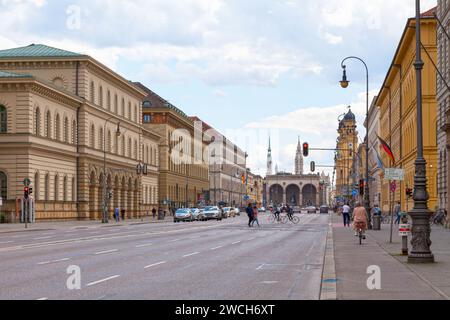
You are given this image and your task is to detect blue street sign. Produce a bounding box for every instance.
[352,189,358,197]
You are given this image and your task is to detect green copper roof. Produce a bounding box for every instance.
[0,44,82,59]
[0,71,33,78]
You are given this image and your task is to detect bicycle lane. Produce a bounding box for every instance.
[331,213,445,300]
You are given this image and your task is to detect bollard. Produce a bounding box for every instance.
[400,213,410,256]
[372,214,381,231]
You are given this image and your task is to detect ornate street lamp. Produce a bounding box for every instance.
[408,0,434,263]
[339,56,371,229]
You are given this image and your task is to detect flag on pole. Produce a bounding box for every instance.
[377,135,395,165]
[374,147,385,171]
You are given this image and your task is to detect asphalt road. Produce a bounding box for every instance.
[0,213,329,300]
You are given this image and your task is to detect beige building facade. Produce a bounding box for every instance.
[0,44,160,221]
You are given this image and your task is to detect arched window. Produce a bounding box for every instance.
[99,86,103,107]
[54,175,59,201]
[90,81,95,102]
[55,114,62,141]
[114,132,119,154]
[35,107,41,136]
[72,120,77,145]
[128,138,132,158]
[45,174,50,201]
[128,102,131,119]
[107,90,111,111]
[90,125,95,148]
[99,127,104,150]
[134,105,138,122]
[134,140,138,159]
[71,177,76,202]
[121,136,126,156]
[64,117,69,143]
[0,171,7,199]
[34,171,40,201]
[107,130,112,153]
[114,94,118,114]
[63,176,68,202]
[0,105,6,133]
[121,98,125,117]
[46,111,52,138]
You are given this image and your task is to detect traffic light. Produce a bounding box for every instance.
[406,187,413,198]
[29,188,33,195]
[310,161,316,172]
[359,179,364,196]
[24,187,29,199]
[303,143,309,157]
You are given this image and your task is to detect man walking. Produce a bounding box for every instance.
[246,203,254,227]
[394,202,402,225]
[152,208,157,220]
[114,207,120,222]
[342,203,351,227]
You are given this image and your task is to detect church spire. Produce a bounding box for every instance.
[295,136,304,175]
[267,135,273,176]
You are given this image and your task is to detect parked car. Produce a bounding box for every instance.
[203,206,222,221]
[174,208,194,222]
[223,207,233,218]
[258,207,266,213]
[320,206,330,214]
[306,206,317,214]
[191,208,206,221]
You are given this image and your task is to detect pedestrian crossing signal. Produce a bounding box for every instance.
[359,179,364,196]
[310,161,315,172]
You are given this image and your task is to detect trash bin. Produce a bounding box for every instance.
[372,215,381,231]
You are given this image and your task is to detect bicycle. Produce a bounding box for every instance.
[381,214,391,225]
[430,209,447,226]
[354,221,366,245]
[268,212,282,224]
[280,214,300,224]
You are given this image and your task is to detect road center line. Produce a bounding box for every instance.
[144,261,167,269]
[86,275,120,287]
[183,252,200,258]
[232,241,241,245]
[136,243,153,248]
[94,249,119,255]
[210,246,223,250]
[38,258,70,265]
[0,241,13,244]
[34,236,53,240]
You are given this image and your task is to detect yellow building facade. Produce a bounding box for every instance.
[375,10,438,213]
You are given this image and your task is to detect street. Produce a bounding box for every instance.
[0,213,329,300]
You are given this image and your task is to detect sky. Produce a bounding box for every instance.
[0,0,438,178]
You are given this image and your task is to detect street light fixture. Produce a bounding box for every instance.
[339,56,371,229]
[408,0,434,263]
[102,119,121,224]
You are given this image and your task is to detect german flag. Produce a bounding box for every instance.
[377,135,395,165]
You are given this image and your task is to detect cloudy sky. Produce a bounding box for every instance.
[0,0,437,177]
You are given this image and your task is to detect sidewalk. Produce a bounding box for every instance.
[0,216,174,234]
[332,213,450,300]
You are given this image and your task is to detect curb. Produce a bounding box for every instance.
[320,217,337,300]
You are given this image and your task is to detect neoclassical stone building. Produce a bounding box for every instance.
[0,44,160,221]
[266,139,323,207]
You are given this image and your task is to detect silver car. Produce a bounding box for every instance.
[191,208,206,221]
[174,208,194,223]
[203,206,222,221]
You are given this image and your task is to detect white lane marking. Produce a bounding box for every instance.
[256,264,265,270]
[232,241,241,245]
[136,243,153,248]
[183,252,200,258]
[0,241,13,244]
[210,246,223,250]
[34,236,52,240]
[248,238,255,241]
[94,249,119,255]
[86,275,120,287]
[144,261,167,269]
[261,281,278,284]
[38,258,70,265]
[170,238,182,242]
[37,297,48,300]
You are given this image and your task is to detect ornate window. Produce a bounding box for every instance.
[54,175,59,201]
[45,174,50,201]
[0,171,7,199]
[35,107,41,136]
[90,81,95,102]
[55,114,61,141]
[46,111,52,138]
[64,117,69,143]
[107,90,111,111]
[34,172,40,201]
[63,176,68,202]
[0,105,6,133]
[99,127,104,150]
[90,125,96,148]
[72,120,77,145]
[114,94,118,114]
[99,86,103,107]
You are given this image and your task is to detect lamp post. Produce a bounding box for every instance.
[408,0,434,263]
[340,56,371,229]
[102,119,121,224]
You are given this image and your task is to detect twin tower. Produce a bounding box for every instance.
[266,137,304,176]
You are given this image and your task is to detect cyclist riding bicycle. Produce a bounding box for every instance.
[286,205,294,221]
[274,206,281,221]
[353,201,367,240]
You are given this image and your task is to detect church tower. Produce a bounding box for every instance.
[267,136,273,176]
[295,137,304,175]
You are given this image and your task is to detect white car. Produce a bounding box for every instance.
[203,206,222,221]
[223,207,237,218]
[174,208,194,222]
[191,208,206,221]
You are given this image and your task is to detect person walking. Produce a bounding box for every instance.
[246,203,254,227]
[152,208,157,220]
[394,202,402,225]
[121,208,126,221]
[114,207,120,222]
[251,205,261,227]
[342,203,351,227]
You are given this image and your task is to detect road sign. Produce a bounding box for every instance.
[244,195,250,201]
[385,168,405,181]
[352,189,358,197]
[399,224,411,236]
[390,181,397,193]
[23,178,31,187]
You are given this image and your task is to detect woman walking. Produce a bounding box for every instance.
[251,206,261,227]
